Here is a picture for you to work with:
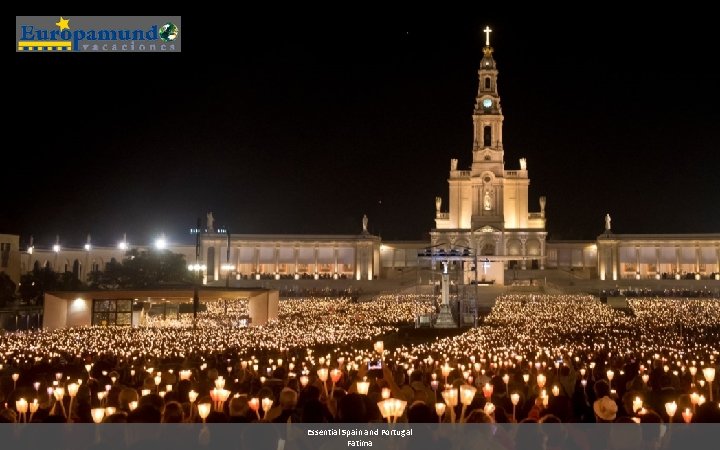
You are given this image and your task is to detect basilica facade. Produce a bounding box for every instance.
[430,33,547,284]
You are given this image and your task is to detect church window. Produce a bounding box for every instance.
[485,77,491,89]
[483,126,492,147]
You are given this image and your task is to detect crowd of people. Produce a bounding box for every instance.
[0,294,718,431]
[601,287,719,298]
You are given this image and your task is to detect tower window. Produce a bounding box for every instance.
[483,126,492,147]
[485,77,491,89]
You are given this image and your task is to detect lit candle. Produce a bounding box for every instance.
[435,402,446,421]
[442,388,458,407]
[482,382,493,400]
[374,341,384,356]
[703,367,715,401]
[16,398,28,420]
[536,374,546,389]
[91,408,105,424]
[484,402,495,415]
[248,397,260,418]
[197,403,211,422]
[316,368,328,382]
[632,396,643,413]
[330,368,342,384]
[459,384,476,406]
[441,364,451,379]
[356,377,370,395]
[690,392,700,410]
[682,408,693,424]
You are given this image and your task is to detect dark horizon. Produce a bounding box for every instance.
[9,12,719,248]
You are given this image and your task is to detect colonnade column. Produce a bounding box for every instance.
[294,247,299,275]
[254,247,260,275]
[274,245,279,275]
[314,245,319,275]
[333,247,338,275]
[213,243,220,281]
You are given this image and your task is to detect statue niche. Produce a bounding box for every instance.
[483,189,493,211]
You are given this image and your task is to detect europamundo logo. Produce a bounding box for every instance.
[16,16,181,52]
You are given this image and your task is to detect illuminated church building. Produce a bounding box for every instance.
[431,27,547,284]
[8,29,720,288]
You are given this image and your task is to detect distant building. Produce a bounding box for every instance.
[0,234,20,284]
[20,231,380,285]
[10,30,720,287]
[595,233,720,281]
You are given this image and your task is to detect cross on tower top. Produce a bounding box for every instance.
[483,26,492,47]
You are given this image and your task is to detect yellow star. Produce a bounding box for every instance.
[56,17,70,31]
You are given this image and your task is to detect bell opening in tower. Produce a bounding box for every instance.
[483,126,492,147]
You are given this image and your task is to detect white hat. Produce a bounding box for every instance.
[593,396,618,422]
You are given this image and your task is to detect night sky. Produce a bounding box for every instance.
[10,11,720,248]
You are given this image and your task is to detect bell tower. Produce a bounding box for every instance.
[432,26,547,281]
[472,26,504,178]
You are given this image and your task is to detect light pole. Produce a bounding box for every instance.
[191,218,203,327]
[474,248,479,327]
